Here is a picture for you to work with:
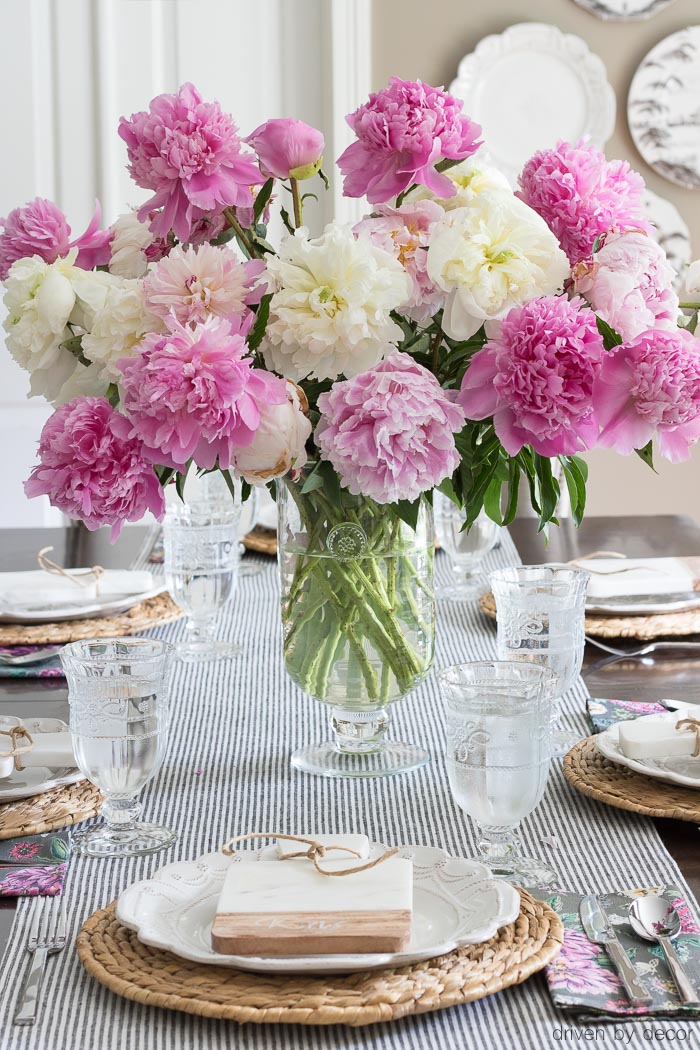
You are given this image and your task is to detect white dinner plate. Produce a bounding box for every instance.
[596,713,700,791]
[0,716,84,802]
[449,23,615,185]
[116,843,521,975]
[0,584,166,624]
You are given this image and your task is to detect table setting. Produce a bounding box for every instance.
[0,71,700,1050]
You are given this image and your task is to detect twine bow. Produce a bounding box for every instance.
[675,717,700,758]
[37,547,105,595]
[221,832,398,877]
[568,551,669,578]
[0,726,34,771]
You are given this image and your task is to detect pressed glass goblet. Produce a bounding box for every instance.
[434,492,499,601]
[60,638,176,858]
[440,661,558,884]
[163,500,242,662]
[489,565,590,757]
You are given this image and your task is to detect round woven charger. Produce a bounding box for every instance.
[0,593,182,647]
[479,590,700,641]
[242,525,277,557]
[563,737,700,822]
[77,889,562,1027]
[0,780,102,839]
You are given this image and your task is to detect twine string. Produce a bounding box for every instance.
[675,717,700,758]
[221,832,399,877]
[37,547,105,595]
[0,726,34,771]
[569,551,668,578]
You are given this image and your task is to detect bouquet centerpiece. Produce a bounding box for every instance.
[4,77,700,775]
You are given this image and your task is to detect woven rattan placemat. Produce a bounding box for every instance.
[0,593,182,647]
[242,526,277,557]
[563,737,700,822]
[0,780,102,839]
[479,590,700,641]
[76,889,562,1027]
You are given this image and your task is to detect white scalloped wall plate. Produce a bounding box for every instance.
[450,23,616,186]
[573,0,677,21]
[644,188,692,286]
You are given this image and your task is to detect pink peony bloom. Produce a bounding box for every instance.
[234,380,311,484]
[0,198,112,281]
[316,351,465,504]
[354,200,445,323]
[246,118,324,180]
[593,327,700,462]
[573,230,679,342]
[458,296,604,457]
[24,397,165,540]
[517,140,651,265]
[338,77,482,204]
[118,83,264,242]
[118,314,282,471]
[143,243,265,327]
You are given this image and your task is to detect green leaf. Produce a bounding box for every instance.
[248,294,272,352]
[318,168,330,191]
[155,465,177,488]
[502,458,520,526]
[635,440,657,473]
[279,205,294,234]
[591,233,605,255]
[533,454,559,532]
[254,178,275,224]
[559,455,588,527]
[394,498,420,532]
[300,462,325,494]
[301,192,319,204]
[106,383,120,408]
[210,226,237,246]
[174,461,191,502]
[596,316,623,351]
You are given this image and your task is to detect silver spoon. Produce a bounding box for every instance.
[628,897,700,1005]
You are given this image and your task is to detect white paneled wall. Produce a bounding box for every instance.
[0,0,371,527]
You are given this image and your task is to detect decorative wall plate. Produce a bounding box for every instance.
[573,0,677,20]
[644,188,692,285]
[450,23,616,185]
[596,713,700,790]
[116,843,521,975]
[628,28,700,190]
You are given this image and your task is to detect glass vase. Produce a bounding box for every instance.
[277,470,435,778]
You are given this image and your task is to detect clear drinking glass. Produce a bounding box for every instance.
[163,499,242,662]
[489,565,590,757]
[440,660,558,884]
[60,638,176,858]
[434,492,499,601]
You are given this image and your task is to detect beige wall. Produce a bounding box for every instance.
[372,0,700,520]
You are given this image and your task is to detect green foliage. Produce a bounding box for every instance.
[248,294,272,352]
[254,178,275,224]
[596,316,623,350]
[635,440,656,472]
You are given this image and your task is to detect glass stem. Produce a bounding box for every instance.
[186,618,216,647]
[331,706,389,755]
[476,823,522,863]
[101,797,141,832]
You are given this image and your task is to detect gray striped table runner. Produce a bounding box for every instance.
[1,531,697,1049]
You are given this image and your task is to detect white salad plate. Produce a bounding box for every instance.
[116,843,521,975]
[586,592,700,616]
[450,23,615,185]
[644,189,692,287]
[572,0,676,20]
[0,584,166,624]
[596,712,700,791]
[628,28,700,190]
[0,716,83,802]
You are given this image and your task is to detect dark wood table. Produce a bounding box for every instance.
[0,517,698,953]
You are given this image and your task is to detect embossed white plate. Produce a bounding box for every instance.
[572,0,676,20]
[0,584,166,623]
[116,843,521,974]
[0,716,83,802]
[449,23,615,185]
[644,189,691,288]
[596,712,700,790]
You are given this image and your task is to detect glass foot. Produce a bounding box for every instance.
[438,575,488,603]
[73,821,177,858]
[291,740,430,778]
[478,852,559,886]
[550,728,580,758]
[178,640,242,663]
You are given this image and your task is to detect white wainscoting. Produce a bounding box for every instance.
[0,0,371,527]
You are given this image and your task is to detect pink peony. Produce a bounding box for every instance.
[593,327,700,462]
[573,230,679,341]
[517,140,651,266]
[24,397,165,539]
[0,198,112,281]
[354,200,445,323]
[316,351,465,504]
[143,243,265,327]
[246,118,324,180]
[338,77,482,204]
[458,296,604,457]
[234,380,311,484]
[118,83,264,242]
[118,314,283,470]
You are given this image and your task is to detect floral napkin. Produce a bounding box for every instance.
[586,697,669,735]
[0,647,64,679]
[0,831,71,896]
[542,886,700,1021]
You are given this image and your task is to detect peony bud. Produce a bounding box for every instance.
[246,119,324,181]
[234,380,311,484]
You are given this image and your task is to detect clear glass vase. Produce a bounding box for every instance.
[278,470,435,777]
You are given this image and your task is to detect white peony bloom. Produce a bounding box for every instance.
[75,270,163,381]
[52,360,110,405]
[108,209,158,279]
[426,192,570,340]
[234,381,311,485]
[681,259,700,299]
[3,250,83,402]
[406,151,512,211]
[263,223,411,382]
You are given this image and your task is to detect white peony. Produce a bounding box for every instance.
[234,381,311,485]
[406,151,512,211]
[3,250,84,402]
[108,209,158,279]
[52,360,110,405]
[75,270,163,381]
[263,223,411,381]
[681,259,700,299]
[426,192,570,340]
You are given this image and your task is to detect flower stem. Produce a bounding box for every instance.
[223,207,257,259]
[431,328,443,372]
[290,178,303,228]
[680,302,700,309]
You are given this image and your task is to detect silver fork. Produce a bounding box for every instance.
[14,896,67,1025]
[586,635,700,659]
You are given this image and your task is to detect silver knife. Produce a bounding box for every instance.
[580,895,652,1005]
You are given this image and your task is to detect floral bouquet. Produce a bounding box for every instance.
[3,78,700,758]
